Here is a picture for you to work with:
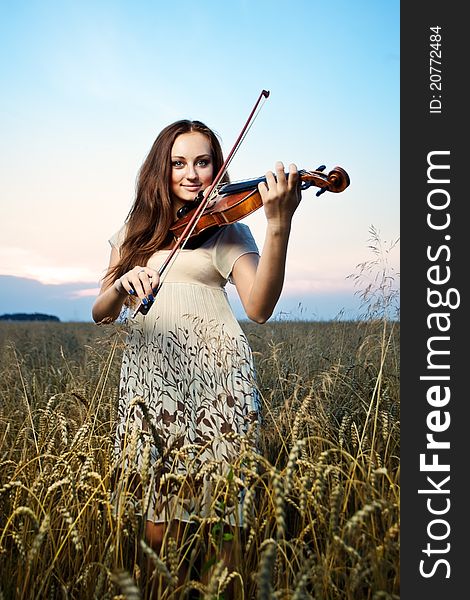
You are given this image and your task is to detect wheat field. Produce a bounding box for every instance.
[0,315,399,600]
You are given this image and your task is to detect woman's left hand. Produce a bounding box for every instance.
[257,161,301,228]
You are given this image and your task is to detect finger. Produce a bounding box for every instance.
[123,267,147,300]
[136,268,157,300]
[288,162,298,178]
[274,161,288,191]
[275,160,286,178]
[287,163,300,190]
[149,271,161,295]
[141,268,161,297]
[257,180,269,201]
[264,169,276,190]
[142,268,159,283]
[120,274,137,296]
[150,271,160,294]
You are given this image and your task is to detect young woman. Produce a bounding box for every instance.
[92,119,302,595]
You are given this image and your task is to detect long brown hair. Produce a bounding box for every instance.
[106,120,228,285]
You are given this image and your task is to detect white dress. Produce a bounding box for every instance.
[109,223,260,524]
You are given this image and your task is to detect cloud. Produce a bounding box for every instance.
[0,275,98,321]
[0,246,99,285]
[67,287,101,298]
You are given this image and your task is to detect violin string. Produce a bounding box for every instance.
[226,169,313,192]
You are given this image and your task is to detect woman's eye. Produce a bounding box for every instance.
[172,160,184,168]
[197,159,210,167]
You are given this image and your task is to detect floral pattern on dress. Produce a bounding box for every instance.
[114,314,259,524]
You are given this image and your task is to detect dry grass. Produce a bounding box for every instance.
[0,315,399,599]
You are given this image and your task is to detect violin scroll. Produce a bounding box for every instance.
[300,166,350,197]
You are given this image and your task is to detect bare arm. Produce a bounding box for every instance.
[231,161,301,324]
[91,246,160,323]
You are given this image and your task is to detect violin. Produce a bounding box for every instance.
[132,90,350,318]
[170,165,350,240]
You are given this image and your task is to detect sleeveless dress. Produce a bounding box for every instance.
[109,223,260,525]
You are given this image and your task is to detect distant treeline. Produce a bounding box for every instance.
[0,313,60,322]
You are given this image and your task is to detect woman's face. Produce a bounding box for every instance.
[170,132,214,210]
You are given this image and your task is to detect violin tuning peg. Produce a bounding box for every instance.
[316,187,328,197]
[316,165,326,172]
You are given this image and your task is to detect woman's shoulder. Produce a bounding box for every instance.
[213,223,259,257]
[210,222,259,280]
[109,224,127,250]
[213,222,255,245]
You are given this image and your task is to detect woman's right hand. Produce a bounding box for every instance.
[115,266,160,306]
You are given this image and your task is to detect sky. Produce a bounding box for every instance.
[0,0,399,322]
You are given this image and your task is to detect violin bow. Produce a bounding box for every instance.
[132,89,270,318]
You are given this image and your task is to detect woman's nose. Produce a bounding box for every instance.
[186,163,198,180]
